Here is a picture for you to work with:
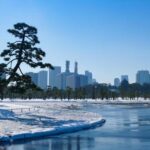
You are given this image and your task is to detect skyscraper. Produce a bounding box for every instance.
[74,61,78,74]
[49,66,61,88]
[66,62,79,90]
[65,60,70,73]
[53,60,91,90]
[56,61,72,90]
[85,71,92,85]
[66,74,80,90]
[26,72,38,86]
[121,75,129,83]
[114,78,120,87]
[79,74,88,87]
[38,70,48,90]
[136,70,150,85]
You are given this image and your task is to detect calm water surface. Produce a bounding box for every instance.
[2,103,150,150]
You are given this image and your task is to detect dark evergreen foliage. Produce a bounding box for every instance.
[0,23,54,99]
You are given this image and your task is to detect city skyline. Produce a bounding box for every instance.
[26,60,94,90]
[25,59,150,87]
[0,0,150,83]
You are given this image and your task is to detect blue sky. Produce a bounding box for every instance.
[0,0,150,83]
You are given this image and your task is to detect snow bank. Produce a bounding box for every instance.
[85,98,150,105]
[2,98,150,104]
[0,119,105,142]
[0,101,105,143]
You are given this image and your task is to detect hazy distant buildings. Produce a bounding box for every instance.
[56,73,63,89]
[61,72,72,90]
[136,70,150,85]
[66,74,79,90]
[26,72,38,86]
[26,71,47,89]
[92,79,97,84]
[57,61,90,90]
[38,70,48,90]
[79,74,88,87]
[56,60,72,90]
[49,66,61,88]
[25,60,94,90]
[65,60,70,73]
[66,74,88,90]
[114,78,120,87]
[121,75,129,83]
[113,75,128,86]
[74,61,78,74]
[85,71,92,85]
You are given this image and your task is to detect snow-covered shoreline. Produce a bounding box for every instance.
[0,101,105,143]
[1,98,149,143]
[0,99,150,108]
[0,118,105,142]
[1,98,150,104]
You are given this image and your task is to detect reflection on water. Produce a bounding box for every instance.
[6,136,94,150]
[3,104,150,150]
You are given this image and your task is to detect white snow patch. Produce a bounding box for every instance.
[0,100,105,142]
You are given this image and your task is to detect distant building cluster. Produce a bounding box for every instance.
[2,64,150,89]
[136,70,150,85]
[26,71,48,90]
[114,70,150,87]
[114,75,129,87]
[26,60,96,90]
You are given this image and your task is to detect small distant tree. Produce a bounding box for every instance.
[0,23,54,99]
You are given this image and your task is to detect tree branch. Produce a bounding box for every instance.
[25,36,32,41]
[7,58,17,66]
[19,67,24,75]
[12,41,21,44]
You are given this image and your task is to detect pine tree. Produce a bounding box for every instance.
[0,23,54,98]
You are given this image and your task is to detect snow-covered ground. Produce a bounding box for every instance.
[0,100,105,142]
[1,98,149,143]
[86,98,150,104]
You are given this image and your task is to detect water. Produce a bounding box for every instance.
[2,103,150,150]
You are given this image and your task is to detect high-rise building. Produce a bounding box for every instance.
[26,72,38,86]
[66,74,80,90]
[56,73,63,89]
[121,75,129,83]
[56,61,72,90]
[66,74,88,90]
[92,79,97,84]
[49,66,61,88]
[74,61,78,74]
[136,70,150,85]
[56,72,72,90]
[79,74,88,87]
[38,70,48,90]
[51,60,91,90]
[66,62,79,90]
[65,60,70,73]
[85,71,92,85]
[114,78,120,87]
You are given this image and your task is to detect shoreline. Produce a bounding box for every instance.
[0,100,105,144]
[0,98,149,144]
[0,118,105,143]
[1,98,150,105]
